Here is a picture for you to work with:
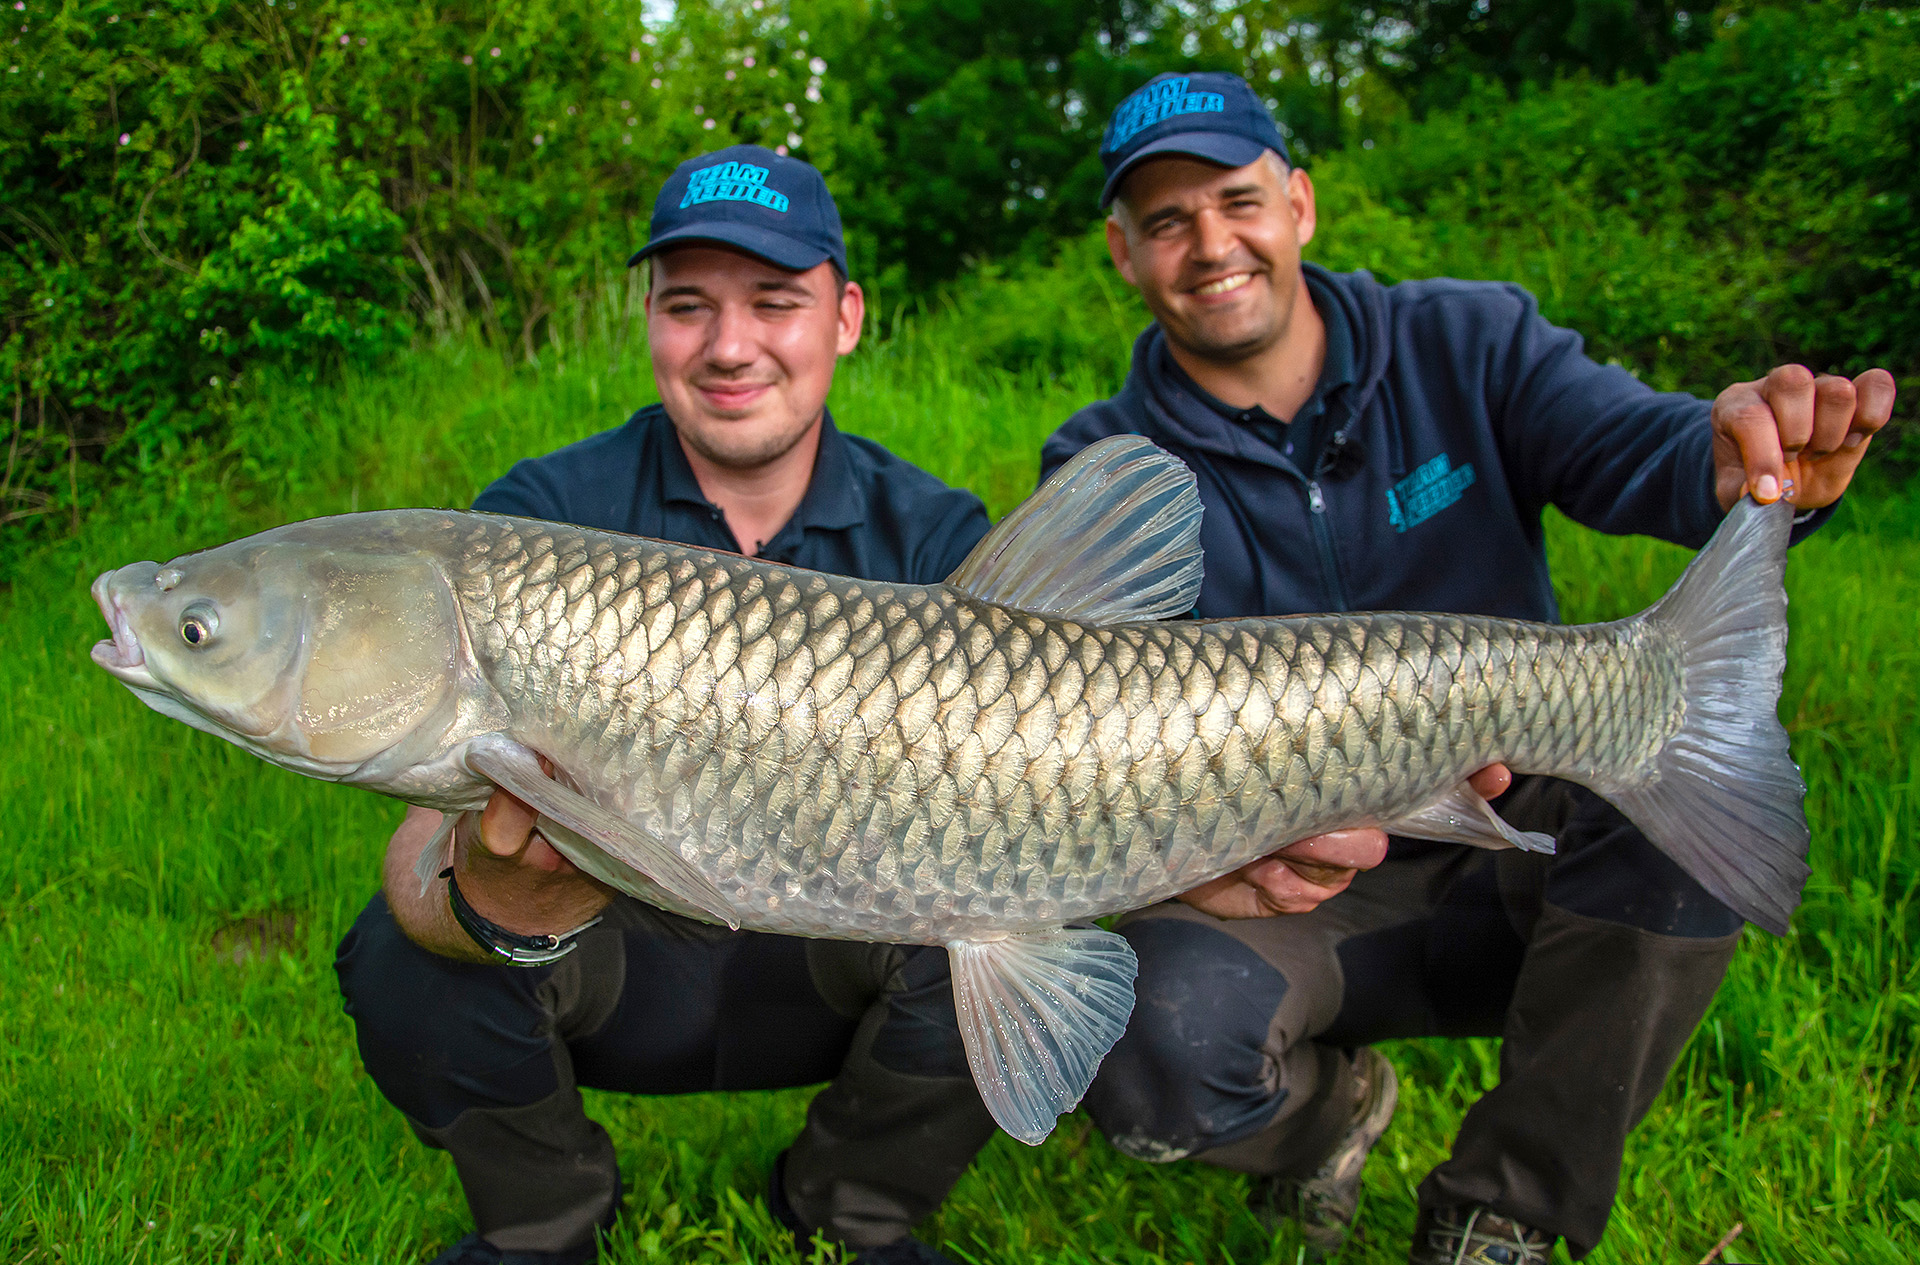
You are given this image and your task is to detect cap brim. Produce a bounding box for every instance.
[628,222,831,271]
[1099,133,1273,208]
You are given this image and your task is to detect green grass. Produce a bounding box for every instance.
[1,295,1915,1265]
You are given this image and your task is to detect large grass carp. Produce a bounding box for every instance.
[90,437,1809,1143]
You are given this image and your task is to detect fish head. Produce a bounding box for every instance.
[91,527,465,778]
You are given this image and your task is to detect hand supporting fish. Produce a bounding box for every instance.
[90,437,1809,1145]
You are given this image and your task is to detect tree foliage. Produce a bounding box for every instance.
[1,0,1914,530]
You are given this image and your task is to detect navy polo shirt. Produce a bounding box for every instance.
[473,404,991,585]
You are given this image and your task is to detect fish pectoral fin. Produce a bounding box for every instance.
[1380,783,1556,854]
[463,735,739,929]
[412,809,466,899]
[947,926,1139,1146]
[945,435,1204,623]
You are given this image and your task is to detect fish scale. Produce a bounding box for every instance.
[445,516,1679,944]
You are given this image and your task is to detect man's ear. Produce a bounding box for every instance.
[835,279,866,356]
[1289,167,1317,249]
[1105,215,1139,288]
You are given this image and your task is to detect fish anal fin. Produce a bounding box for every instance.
[946,435,1204,624]
[1380,783,1556,854]
[947,926,1139,1145]
[463,735,739,929]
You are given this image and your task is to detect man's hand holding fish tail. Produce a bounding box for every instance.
[1041,72,1895,1264]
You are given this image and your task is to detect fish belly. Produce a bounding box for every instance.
[450,519,1683,944]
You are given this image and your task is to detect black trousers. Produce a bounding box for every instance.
[1080,777,1744,1258]
[336,777,1739,1258]
[333,895,994,1253]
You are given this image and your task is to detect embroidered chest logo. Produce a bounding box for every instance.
[680,161,790,213]
[1387,453,1476,532]
[1104,77,1227,148]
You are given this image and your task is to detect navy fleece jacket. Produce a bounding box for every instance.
[1042,264,1823,623]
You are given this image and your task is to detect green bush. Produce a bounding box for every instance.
[4,0,1915,533]
[1,0,829,526]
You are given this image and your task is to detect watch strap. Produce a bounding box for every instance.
[440,866,603,966]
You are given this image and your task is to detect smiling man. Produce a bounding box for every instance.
[333,146,994,1265]
[1043,72,1896,1265]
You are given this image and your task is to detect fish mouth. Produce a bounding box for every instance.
[90,566,160,688]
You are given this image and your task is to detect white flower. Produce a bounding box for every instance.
[804,85,820,102]
[651,78,661,89]
[808,56,826,74]
[630,48,640,62]
[533,134,544,145]
[787,131,801,148]
[490,47,500,57]
[703,118,716,129]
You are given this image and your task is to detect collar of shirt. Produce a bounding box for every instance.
[655,407,865,558]
[1151,269,1358,465]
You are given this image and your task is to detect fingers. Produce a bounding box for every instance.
[1240,855,1354,915]
[1851,368,1897,447]
[1807,373,1857,457]
[477,786,539,858]
[1467,763,1511,799]
[1275,827,1389,876]
[1716,365,1898,510]
[1715,364,1818,503]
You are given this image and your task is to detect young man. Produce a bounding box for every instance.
[1044,73,1895,1264]
[333,146,994,1265]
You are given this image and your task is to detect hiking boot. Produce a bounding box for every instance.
[1255,1046,1399,1259]
[426,1232,597,1265]
[1408,1206,1555,1265]
[766,1150,961,1265]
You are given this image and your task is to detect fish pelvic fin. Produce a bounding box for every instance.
[1615,495,1810,936]
[947,926,1139,1146]
[946,435,1204,623]
[412,810,465,899]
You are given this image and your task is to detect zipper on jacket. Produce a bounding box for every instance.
[1305,479,1351,611]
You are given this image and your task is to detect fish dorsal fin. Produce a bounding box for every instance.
[947,927,1139,1145]
[946,435,1204,623]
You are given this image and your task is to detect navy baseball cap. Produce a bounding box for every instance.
[1099,72,1293,208]
[629,144,847,276]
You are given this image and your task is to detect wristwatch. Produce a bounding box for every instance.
[440,866,604,965]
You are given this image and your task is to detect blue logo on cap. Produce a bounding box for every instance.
[1105,77,1227,148]
[680,161,790,213]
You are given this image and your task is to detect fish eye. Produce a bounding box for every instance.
[179,605,219,648]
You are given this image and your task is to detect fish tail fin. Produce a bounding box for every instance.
[1612,496,1810,935]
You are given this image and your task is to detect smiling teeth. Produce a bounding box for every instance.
[1196,273,1252,296]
